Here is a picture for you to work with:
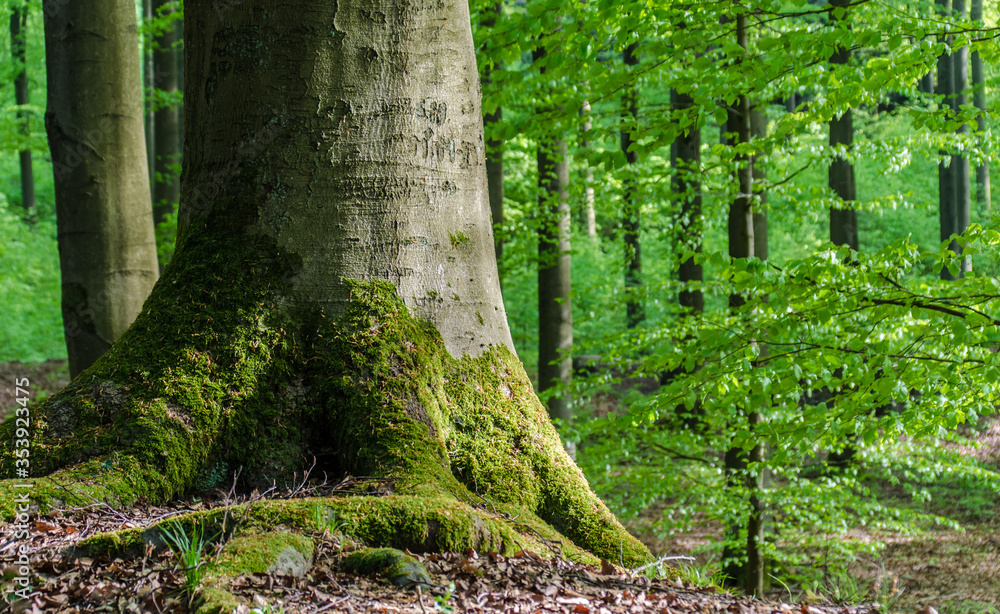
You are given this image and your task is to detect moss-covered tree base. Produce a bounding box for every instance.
[1,265,649,580]
[71,494,613,613]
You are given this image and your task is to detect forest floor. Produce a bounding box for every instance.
[1,361,998,613]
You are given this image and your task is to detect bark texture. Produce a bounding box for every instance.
[44,0,160,377]
[10,0,34,218]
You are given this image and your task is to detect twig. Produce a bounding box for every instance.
[416,585,429,614]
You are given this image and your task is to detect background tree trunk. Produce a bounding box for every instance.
[621,40,643,328]
[152,0,181,234]
[936,0,957,280]
[722,10,761,593]
[481,3,504,269]
[10,0,35,220]
[580,99,596,238]
[952,0,971,275]
[671,88,703,313]
[534,44,573,423]
[44,0,160,378]
[828,0,857,250]
[144,0,155,193]
[971,0,989,213]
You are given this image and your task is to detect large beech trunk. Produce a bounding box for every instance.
[3,0,647,572]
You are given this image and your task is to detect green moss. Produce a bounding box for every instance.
[212,531,314,577]
[1,272,649,565]
[344,547,431,586]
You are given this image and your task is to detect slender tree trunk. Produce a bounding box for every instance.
[747,103,768,598]
[751,106,768,262]
[621,41,643,328]
[10,1,35,220]
[175,15,184,162]
[44,0,160,377]
[722,10,761,595]
[920,71,934,94]
[785,92,796,114]
[535,45,573,423]
[481,4,504,268]
[153,0,181,234]
[486,104,504,266]
[936,0,958,280]
[953,0,971,275]
[144,0,155,192]
[671,89,703,313]
[828,0,858,250]
[580,99,596,238]
[971,0,990,213]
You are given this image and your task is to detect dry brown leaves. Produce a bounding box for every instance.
[0,499,875,614]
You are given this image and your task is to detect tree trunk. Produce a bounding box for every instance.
[144,0,155,192]
[751,105,768,262]
[44,0,160,378]
[622,40,643,328]
[4,0,647,574]
[481,3,504,268]
[534,44,573,423]
[580,99,597,238]
[671,89,703,313]
[486,104,504,267]
[971,0,990,213]
[722,10,761,594]
[828,0,858,250]
[10,1,35,220]
[937,0,958,280]
[952,0,971,275]
[153,0,181,233]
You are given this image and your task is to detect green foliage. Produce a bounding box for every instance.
[160,520,217,594]
[0,198,64,361]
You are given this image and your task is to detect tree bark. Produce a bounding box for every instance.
[828,0,858,250]
[971,0,989,213]
[44,0,160,378]
[937,0,958,280]
[10,1,35,220]
[722,10,762,594]
[621,40,643,328]
[153,0,181,233]
[671,89,703,313]
[481,3,504,268]
[4,0,648,574]
[534,44,573,423]
[751,105,768,262]
[144,0,155,192]
[952,0,970,275]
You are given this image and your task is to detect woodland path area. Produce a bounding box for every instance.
[1,362,997,614]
